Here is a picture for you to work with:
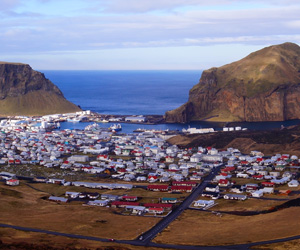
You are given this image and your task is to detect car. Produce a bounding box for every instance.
[139,236,143,240]
[109,238,115,242]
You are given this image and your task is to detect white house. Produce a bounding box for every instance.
[252,190,264,197]
[194,200,215,208]
[288,180,299,187]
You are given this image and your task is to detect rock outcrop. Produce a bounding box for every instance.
[0,62,81,116]
[165,42,300,122]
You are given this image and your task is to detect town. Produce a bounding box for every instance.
[1,111,299,218]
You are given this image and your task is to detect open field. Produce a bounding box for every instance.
[252,239,300,250]
[154,207,300,246]
[0,228,168,250]
[0,182,160,241]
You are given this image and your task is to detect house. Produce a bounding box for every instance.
[125,205,146,215]
[261,182,275,187]
[170,185,193,192]
[87,199,109,206]
[194,200,215,207]
[111,201,140,208]
[65,191,80,198]
[236,173,249,178]
[245,183,259,192]
[47,178,65,185]
[262,187,274,194]
[0,172,16,180]
[172,181,197,187]
[147,184,169,192]
[48,196,69,203]
[205,184,219,193]
[252,190,264,197]
[161,197,177,204]
[101,194,120,201]
[288,180,299,187]
[125,116,147,123]
[230,185,245,193]
[148,207,164,214]
[34,176,47,183]
[6,179,19,186]
[144,203,173,210]
[202,191,220,199]
[223,194,247,201]
[218,179,230,187]
[122,195,138,202]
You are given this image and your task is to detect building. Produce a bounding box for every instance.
[6,179,19,186]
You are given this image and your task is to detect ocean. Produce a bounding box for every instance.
[42,70,300,133]
[42,70,201,115]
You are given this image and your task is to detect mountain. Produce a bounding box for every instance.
[0,62,81,116]
[165,42,300,122]
[167,125,300,156]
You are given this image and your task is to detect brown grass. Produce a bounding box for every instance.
[0,182,160,241]
[154,207,300,246]
[0,228,166,250]
[252,239,300,250]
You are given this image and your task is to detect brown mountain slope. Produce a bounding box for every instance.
[167,125,300,156]
[165,42,300,123]
[0,62,81,116]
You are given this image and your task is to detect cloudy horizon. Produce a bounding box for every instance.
[0,0,299,70]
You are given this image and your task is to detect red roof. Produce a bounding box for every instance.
[122,196,138,199]
[222,166,236,172]
[219,179,229,184]
[170,186,193,191]
[7,179,18,182]
[148,207,164,212]
[148,185,169,190]
[253,175,264,179]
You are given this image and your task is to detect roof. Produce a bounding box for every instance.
[111,201,140,206]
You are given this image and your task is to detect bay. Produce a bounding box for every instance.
[42,70,300,132]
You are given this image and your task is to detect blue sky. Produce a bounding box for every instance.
[0,0,300,70]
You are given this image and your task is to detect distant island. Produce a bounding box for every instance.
[0,62,81,116]
[165,42,300,123]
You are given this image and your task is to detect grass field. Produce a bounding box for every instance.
[0,228,168,250]
[0,182,160,241]
[1,180,300,249]
[154,208,300,246]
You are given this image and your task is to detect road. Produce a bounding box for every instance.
[2,164,300,249]
[137,164,223,244]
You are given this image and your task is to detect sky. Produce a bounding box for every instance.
[0,0,300,70]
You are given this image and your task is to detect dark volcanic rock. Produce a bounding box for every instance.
[0,62,81,116]
[165,42,300,123]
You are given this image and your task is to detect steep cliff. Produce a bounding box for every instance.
[0,62,81,116]
[165,42,300,122]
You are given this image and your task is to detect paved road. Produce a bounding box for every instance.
[3,164,300,249]
[137,164,223,244]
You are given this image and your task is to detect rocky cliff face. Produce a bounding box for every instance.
[0,62,81,116]
[165,42,300,122]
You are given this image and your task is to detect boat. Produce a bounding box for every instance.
[67,118,81,123]
[109,124,122,132]
[99,119,109,123]
[85,123,101,131]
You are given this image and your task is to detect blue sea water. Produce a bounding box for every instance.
[42,70,201,115]
[42,70,300,133]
